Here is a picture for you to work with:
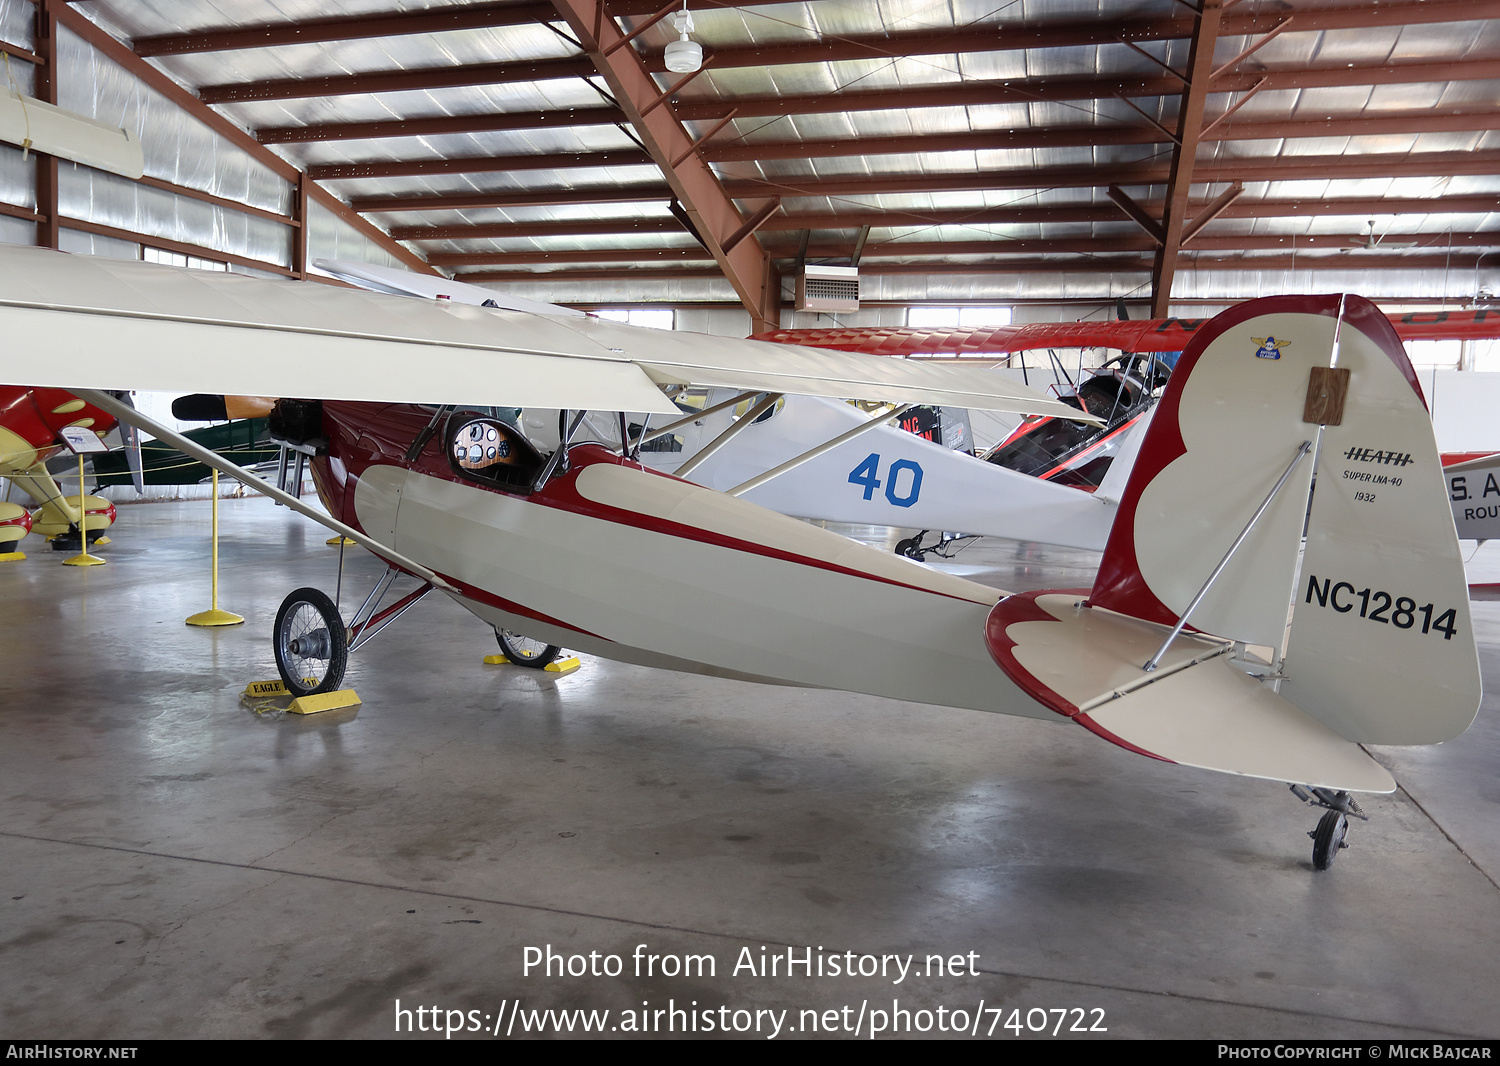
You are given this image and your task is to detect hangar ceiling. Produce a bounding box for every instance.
[5,0,1500,321]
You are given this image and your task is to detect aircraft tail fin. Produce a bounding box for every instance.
[1278,302,1479,744]
[1078,294,1478,748]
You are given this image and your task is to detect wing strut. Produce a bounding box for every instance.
[75,389,459,593]
[633,390,760,449]
[673,392,783,480]
[725,403,917,498]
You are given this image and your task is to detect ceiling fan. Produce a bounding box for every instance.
[1350,218,1418,250]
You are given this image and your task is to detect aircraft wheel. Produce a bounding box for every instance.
[1311,809,1349,870]
[495,628,562,669]
[894,533,927,560]
[274,587,348,696]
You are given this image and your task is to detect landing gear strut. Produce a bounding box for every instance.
[271,567,436,698]
[1290,785,1365,870]
[893,530,978,561]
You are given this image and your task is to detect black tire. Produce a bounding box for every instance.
[1312,809,1348,870]
[894,533,927,560]
[495,628,562,669]
[273,587,348,697]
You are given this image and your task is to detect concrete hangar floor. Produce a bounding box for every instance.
[2,495,1498,1041]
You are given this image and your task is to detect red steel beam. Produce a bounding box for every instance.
[128,1,794,58]
[1172,252,1485,271]
[425,231,1500,267]
[451,250,1484,284]
[696,110,1500,165]
[256,107,624,145]
[307,148,654,181]
[551,0,781,332]
[351,185,674,213]
[430,247,715,265]
[322,111,1500,182]
[387,194,1500,243]
[175,0,1500,105]
[786,234,1500,257]
[234,54,1500,137]
[33,0,58,250]
[1151,0,1224,316]
[291,172,309,278]
[391,217,683,241]
[133,3,557,56]
[0,39,40,64]
[609,0,813,12]
[633,0,1500,72]
[345,151,1500,216]
[135,174,298,227]
[718,150,1500,200]
[671,57,1500,123]
[61,217,298,276]
[456,267,727,282]
[759,195,1500,232]
[0,200,45,224]
[198,56,594,104]
[847,252,1486,274]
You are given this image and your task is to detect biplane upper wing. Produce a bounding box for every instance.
[0,246,1091,422]
[755,308,1500,356]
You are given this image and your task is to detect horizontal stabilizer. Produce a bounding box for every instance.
[984,592,1395,793]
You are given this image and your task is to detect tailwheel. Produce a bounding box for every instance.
[1311,809,1349,870]
[274,587,348,696]
[495,628,562,669]
[1291,785,1362,871]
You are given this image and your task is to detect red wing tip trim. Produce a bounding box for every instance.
[983,589,1177,763]
[983,588,1094,721]
[1072,713,1175,763]
[1469,583,1500,602]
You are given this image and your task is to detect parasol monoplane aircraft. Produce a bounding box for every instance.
[0,244,1480,870]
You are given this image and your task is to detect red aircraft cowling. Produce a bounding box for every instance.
[0,386,119,470]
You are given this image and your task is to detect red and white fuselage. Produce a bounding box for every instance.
[313,400,1048,718]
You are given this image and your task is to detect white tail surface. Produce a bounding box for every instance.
[1089,294,1479,747]
[1279,300,1479,744]
[1090,299,1330,648]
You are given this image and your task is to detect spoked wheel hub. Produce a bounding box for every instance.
[273,587,349,697]
[288,629,331,659]
[495,628,563,669]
